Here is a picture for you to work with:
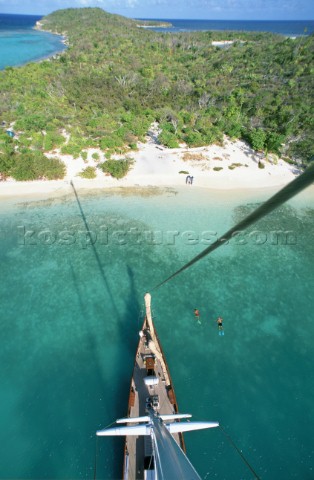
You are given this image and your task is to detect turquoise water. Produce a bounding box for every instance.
[1,14,313,71]
[0,14,66,70]
[0,30,66,70]
[0,186,313,479]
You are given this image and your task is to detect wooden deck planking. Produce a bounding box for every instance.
[124,318,181,479]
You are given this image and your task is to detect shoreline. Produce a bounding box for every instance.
[0,28,67,71]
[34,20,69,46]
[1,136,312,205]
[0,21,67,71]
[33,20,69,57]
[1,182,313,216]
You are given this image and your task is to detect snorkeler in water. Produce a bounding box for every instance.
[217,316,224,335]
[194,309,201,324]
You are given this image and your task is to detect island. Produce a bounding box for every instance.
[136,20,173,28]
[0,7,313,198]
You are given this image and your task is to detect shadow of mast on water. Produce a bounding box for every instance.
[70,180,120,320]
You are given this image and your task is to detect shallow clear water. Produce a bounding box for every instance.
[0,30,66,70]
[0,186,313,479]
[0,14,66,70]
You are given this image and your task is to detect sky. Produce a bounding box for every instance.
[0,0,313,20]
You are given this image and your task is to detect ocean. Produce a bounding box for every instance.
[139,18,314,35]
[1,14,314,71]
[0,186,313,479]
[0,13,66,70]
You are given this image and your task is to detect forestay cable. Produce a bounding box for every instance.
[219,425,261,480]
[152,163,314,290]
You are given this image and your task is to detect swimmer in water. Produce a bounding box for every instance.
[217,316,224,335]
[194,309,201,324]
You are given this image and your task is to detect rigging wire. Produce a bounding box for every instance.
[219,425,261,480]
[152,163,314,290]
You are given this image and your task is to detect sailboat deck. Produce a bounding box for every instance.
[124,320,182,480]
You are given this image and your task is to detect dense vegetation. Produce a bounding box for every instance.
[99,158,133,179]
[0,8,313,180]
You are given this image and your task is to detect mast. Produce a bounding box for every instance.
[97,409,218,479]
[148,408,207,480]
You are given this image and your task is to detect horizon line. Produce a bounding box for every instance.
[137,17,314,22]
[1,12,314,22]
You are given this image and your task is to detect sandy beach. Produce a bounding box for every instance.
[0,132,303,201]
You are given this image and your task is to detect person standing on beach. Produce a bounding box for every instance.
[186,175,191,184]
[190,176,194,185]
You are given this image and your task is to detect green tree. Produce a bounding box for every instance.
[99,159,133,178]
[10,151,65,181]
[249,128,267,151]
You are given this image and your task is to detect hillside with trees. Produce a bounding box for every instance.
[0,7,313,180]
